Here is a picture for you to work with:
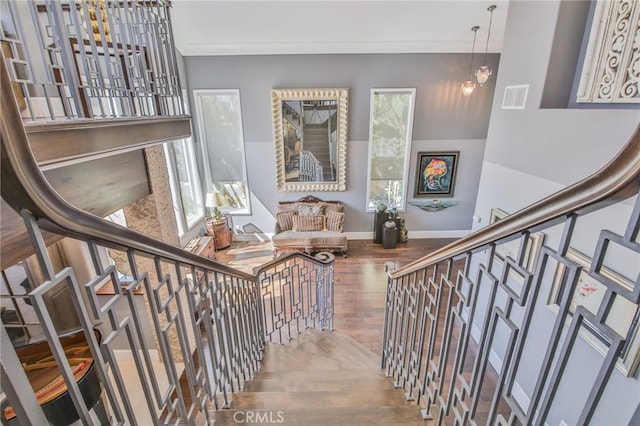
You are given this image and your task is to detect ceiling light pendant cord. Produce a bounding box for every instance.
[468,26,478,80]
[476,5,496,86]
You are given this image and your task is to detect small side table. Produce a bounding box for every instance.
[205,217,233,250]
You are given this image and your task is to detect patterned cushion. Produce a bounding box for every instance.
[276,211,296,231]
[297,204,324,216]
[292,215,325,231]
[277,203,299,213]
[326,211,345,232]
[321,202,344,213]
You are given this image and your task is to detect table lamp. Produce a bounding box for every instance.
[205,190,222,220]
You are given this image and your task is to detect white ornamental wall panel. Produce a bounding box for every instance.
[577,0,640,103]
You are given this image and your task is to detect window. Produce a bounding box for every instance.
[365,88,416,211]
[164,137,204,237]
[193,89,250,214]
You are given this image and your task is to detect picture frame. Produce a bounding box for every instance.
[414,151,459,197]
[547,248,640,377]
[271,88,349,192]
[489,207,545,270]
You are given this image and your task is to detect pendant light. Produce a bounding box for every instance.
[475,5,496,86]
[461,26,479,97]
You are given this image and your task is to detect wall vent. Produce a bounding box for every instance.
[502,84,529,109]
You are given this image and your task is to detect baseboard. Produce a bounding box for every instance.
[346,230,470,240]
[344,232,372,240]
[470,324,531,412]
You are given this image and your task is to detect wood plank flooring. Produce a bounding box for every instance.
[189,238,513,425]
[215,238,456,357]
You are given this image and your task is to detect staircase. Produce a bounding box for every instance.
[211,329,427,425]
[303,123,334,180]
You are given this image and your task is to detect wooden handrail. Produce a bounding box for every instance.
[392,123,640,278]
[0,50,254,281]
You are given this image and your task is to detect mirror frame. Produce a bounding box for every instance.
[271,88,349,192]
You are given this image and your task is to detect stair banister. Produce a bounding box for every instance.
[392,123,640,279]
[2,48,337,424]
[383,124,640,424]
[0,50,253,281]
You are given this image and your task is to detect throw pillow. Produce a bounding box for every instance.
[276,211,296,231]
[326,211,345,232]
[322,202,344,213]
[292,215,325,232]
[277,203,298,213]
[297,204,324,216]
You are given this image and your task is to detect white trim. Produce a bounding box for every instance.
[178,40,504,57]
[470,323,531,412]
[365,88,416,212]
[345,230,470,240]
[193,89,252,214]
[512,380,531,414]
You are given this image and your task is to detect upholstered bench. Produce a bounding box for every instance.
[271,195,348,257]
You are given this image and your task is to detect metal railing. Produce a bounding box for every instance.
[1,0,184,122]
[382,126,640,425]
[0,51,335,425]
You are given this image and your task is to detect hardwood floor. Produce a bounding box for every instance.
[188,237,491,425]
[168,237,517,425]
[215,238,456,357]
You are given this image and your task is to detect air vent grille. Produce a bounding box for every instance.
[502,84,529,109]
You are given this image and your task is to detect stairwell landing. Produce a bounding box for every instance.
[211,329,427,425]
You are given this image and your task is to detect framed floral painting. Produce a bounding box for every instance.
[414,151,459,197]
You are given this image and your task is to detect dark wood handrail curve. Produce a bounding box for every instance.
[392,123,640,279]
[0,51,254,281]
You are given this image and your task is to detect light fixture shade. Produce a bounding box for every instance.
[475,65,492,85]
[461,80,476,97]
[476,5,496,86]
[205,191,219,208]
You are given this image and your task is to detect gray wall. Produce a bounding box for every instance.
[184,53,499,234]
[472,1,639,424]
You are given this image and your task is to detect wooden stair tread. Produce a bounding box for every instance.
[211,329,427,425]
[261,330,380,371]
[213,404,430,426]
[229,387,414,410]
[244,370,392,392]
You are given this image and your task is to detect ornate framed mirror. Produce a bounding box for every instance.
[271,88,349,192]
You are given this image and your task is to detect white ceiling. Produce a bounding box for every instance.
[171,1,510,56]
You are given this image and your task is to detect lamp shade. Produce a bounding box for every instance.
[461,80,476,97]
[475,65,492,85]
[205,191,219,208]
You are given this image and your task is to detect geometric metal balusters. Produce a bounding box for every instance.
[0,209,336,424]
[0,0,184,122]
[382,193,640,425]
